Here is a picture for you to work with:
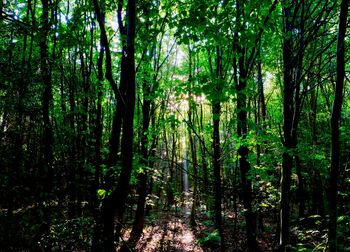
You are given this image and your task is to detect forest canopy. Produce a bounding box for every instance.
[0,0,349,251]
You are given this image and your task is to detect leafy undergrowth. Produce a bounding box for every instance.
[0,203,93,251]
[43,216,94,251]
[3,202,344,251]
[290,214,350,251]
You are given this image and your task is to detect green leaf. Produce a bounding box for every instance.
[97,189,107,200]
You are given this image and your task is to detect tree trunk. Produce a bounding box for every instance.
[91,17,105,251]
[124,78,153,249]
[295,155,305,217]
[199,103,209,197]
[212,99,223,248]
[187,46,198,227]
[111,0,136,248]
[212,46,224,251]
[328,0,348,250]
[93,0,136,250]
[188,103,198,227]
[68,50,77,219]
[280,1,296,249]
[237,48,258,252]
[310,86,324,216]
[39,0,54,249]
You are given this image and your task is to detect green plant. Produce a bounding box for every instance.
[197,229,221,247]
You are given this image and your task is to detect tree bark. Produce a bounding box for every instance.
[295,155,305,217]
[91,14,105,251]
[237,47,258,252]
[110,0,136,248]
[235,2,258,250]
[212,99,223,249]
[125,78,153,249]
[39,0,54,249]
[280,1,297,249]
[92,0,136,250]
[328,0,348,250]
[212,45,224,252]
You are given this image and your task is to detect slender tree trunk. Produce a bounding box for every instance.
[39,0,54,249]
[93,0,136,250]
[256,49,267,163]
[329,0,348,250]
[212,45,224,251]
[257,54,266,125]
[93,0,124,188]
[212,100,223,250]
[280,1,295,249]
[92,17,105,251]
[188,103,198,227]
[310,86,324,216]
[111,0,136,248]
[40,0,53,195]
[124,79,153,249]
[187,46,198,227]
[237,48,258,252]
[168,126,177,208]
[95,23,104,210]
[295,155,305,217]
[199,103,209,197]
[68,52,77,218]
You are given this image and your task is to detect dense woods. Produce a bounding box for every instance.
[0,0,349,251]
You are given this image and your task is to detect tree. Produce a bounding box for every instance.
[328,0,349,250]
[279,1,338,249]
[92,0,136,250]
[39,0,54,248]
[1,0,350,251]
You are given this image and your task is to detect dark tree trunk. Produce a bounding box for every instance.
[279,0,308,248]
[126,9,166,237]
[40,0,53,196]
[92,0,124,188]
[92,0,136,250]
[68,50,77,219]
[91,16,105,251]
[311,169,324,216]
[188,102,198,227]
[167,127,177,208]
[189,134,198,227]
[212,99,223,247]
[109,0,136,248]
[309,87,325,216]
[125,79,153,249]
[199,103,209,197]
[257,54,266,125]
[187,46,198,227]
[39,0,54,249]
[256,49,266,165]
[328,0,348,250]
[233,2,258,249]
[212,46,224,251]
[280,1,297,249]
[295,155,305,217]
[237,48,258,252]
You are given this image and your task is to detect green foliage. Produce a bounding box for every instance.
[97,189,107,199]
[42,217,94,251]
[197,229,221,247]
[290,215,328,252]
[337,215,350,251]
[0,0,349,251]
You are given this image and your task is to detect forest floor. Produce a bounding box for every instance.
[2,199,328,251]
[119,195,277,252]
[121,209,204,252]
